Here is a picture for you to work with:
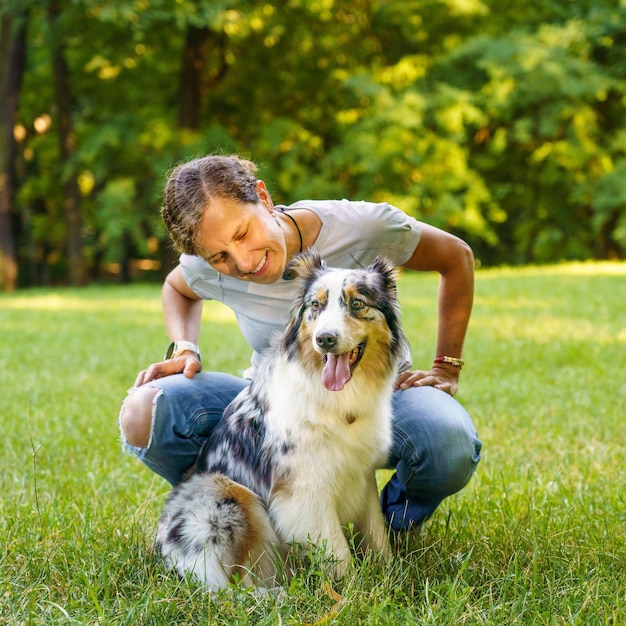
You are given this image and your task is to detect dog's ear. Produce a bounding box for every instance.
[283,249,326,281]
[368,256,398,295]
[367,256,408,359]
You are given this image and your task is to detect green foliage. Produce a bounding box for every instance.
[4,0,626,285]
[591,159,626,249]
[1,263,625,622]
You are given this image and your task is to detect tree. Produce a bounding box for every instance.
[431,15,623,263]
[5,0,626,286]
[49,0,84,285]
[0,6,27,291]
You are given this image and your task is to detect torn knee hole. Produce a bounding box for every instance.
[120,387,159,449]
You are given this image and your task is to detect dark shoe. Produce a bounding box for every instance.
[380,472,424,532]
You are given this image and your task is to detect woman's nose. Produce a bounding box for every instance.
[231,246,257,275]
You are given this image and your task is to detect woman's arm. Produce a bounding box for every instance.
[134,265,204,386]
[162,265,204,346]
[397,222,475,395]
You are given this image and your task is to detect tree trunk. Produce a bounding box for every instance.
[49,2,84,286]
[0,10,27,292]
[176,19,230,130]
[177,25,211,130]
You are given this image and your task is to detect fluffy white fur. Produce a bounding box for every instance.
[156,251,407,590]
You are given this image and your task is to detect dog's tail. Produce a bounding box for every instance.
[156,473,280,591]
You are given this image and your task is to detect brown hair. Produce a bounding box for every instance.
[161,155,259,255]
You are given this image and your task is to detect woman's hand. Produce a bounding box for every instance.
[394,363,460,396]
[134,353,202,387]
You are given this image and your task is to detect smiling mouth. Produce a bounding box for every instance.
[240,254,267,277]
[251,254,267,274]
[321,342,366,391]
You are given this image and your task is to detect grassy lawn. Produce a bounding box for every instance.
[1,262,624,625]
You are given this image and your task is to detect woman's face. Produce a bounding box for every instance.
[195,182,288,284]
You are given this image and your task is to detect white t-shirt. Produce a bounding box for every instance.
[180,199,421,376]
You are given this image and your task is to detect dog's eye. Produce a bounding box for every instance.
[310,300,320,311]
[351,298,365,311]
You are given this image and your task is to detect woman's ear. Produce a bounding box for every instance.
[256,180,274,211]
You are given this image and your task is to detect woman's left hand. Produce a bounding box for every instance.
[394,364,460,396]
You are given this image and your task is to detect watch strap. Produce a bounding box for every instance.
[165,341,202,362]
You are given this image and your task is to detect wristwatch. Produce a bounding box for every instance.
[164,341,202,362]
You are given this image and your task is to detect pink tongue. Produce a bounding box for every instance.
[322,353,351,391]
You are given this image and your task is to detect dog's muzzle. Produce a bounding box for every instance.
[320,341,366,391]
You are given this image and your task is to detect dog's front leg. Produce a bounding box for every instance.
[270,497,352,578]
[316,517,353,579]
[354,479,391,563]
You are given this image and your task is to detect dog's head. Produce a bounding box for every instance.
[282,250,407,391]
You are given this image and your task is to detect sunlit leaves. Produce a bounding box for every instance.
[7,0,626,284]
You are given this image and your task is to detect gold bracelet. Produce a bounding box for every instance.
[434,356,465,369]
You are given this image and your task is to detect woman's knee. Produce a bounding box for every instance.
[119,386,160,449]
[400,424,481,498]
[440,429,482,494]
[391,389,482,497]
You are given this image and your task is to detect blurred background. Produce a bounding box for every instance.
[1,0,625,289]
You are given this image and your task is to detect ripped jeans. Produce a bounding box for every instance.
[119,372,482,530]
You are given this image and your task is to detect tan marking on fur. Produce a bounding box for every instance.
[355,320,395,381]
[270,474,294,501]
[296,324,324,376]
[214,477,265,568]
[313,285,329,306]
[336,298,395,384]
[342,284,363,308]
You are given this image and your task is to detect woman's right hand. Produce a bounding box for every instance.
[134,354,202,387]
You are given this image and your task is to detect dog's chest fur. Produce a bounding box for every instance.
[201,351,393,519]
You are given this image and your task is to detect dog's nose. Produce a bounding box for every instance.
[316,332,337,350]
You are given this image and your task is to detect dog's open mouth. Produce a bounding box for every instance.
[321,342,365,391]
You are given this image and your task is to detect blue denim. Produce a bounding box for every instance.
[383,385,482,530]
[120,373,481,529]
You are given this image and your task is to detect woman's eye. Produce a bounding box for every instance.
[235,230,248,241]
[351,298,365,310]
[210,253,226,265]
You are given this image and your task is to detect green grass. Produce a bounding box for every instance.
[1,262,625,625]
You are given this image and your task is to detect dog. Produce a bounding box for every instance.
[156,251,408,591]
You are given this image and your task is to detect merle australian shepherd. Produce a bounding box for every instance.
[156,251,408,591]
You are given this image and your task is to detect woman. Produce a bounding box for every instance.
[119,154,482,532]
